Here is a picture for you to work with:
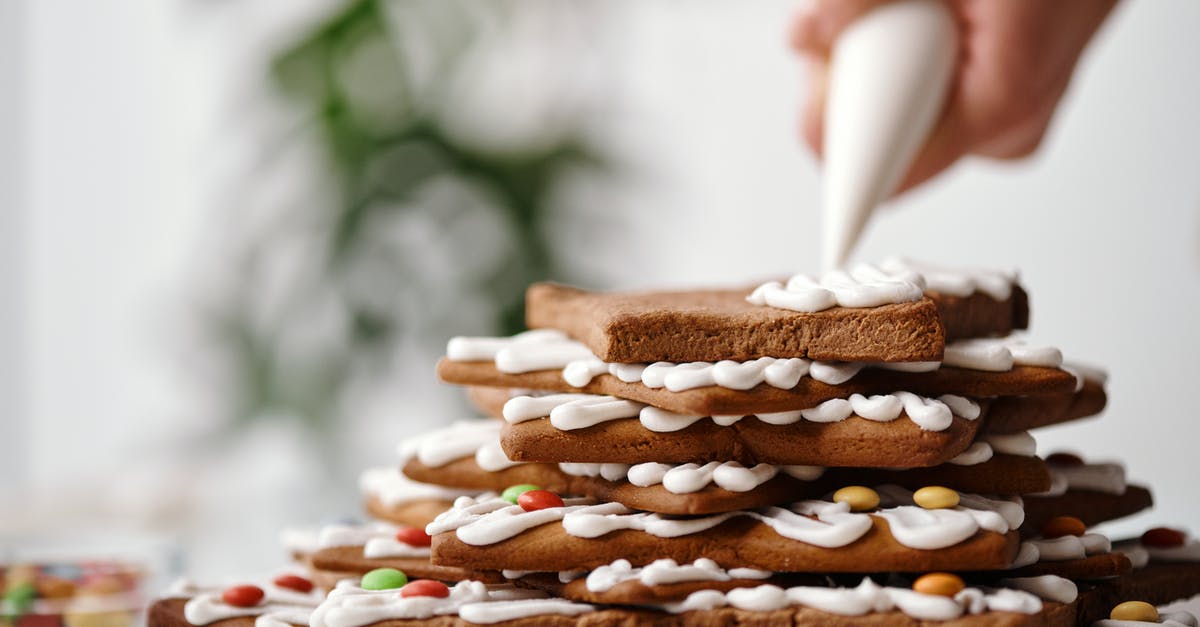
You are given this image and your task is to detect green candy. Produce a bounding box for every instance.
[501,484,540,504]
[4,582,36,616]
[360,568,408,590]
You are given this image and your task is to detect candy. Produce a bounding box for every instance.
[1040,516,1086,539]
[221,585,265,607]
[361,568,408,591]
[501,484,541,504]
[1109,600,1158,621]
[518,489,565,512]
[399,580,450,599]
[913,486,959,510]
[832,486,880,512]
[272,574,314,594]
[395,527,432,547]
[1045,452,1084,466]
[4,582,37,614]
[1142,527,1187,548]
[912,573,965,597]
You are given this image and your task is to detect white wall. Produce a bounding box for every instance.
[8,0,1200,569]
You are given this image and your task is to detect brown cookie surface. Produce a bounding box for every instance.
[1022,486,1154,536]
[364,495,455,528]
[1076,562,1200,625]
[402,454,1050,516]
[525,283,947,363]
[432,516,1020,573]
[500,413,981,467]
[149,598,263,627]
[310,545,504,584]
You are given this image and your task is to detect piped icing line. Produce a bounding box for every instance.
[310,580,592,627]
[316,521,430,559]
[584,559,771,593]
[501,391,978,433]
[1035,461,1128,497]
[402,423,826,494]
[998,575,1079,604]
[170,577,325,627]
[1010,533,1113,568]
[879,257,1017,301]
[947,431,1037,466]
[745,263,926,312]
[658,577,1048,620]
[425,487,1022,550]
[358,466,474,506]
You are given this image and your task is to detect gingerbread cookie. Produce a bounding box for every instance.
[1021,456,1153,534]
[399,423,1050,515]
[308,521,498,589]
[495,391,984,466]
[150,575,324,627]
[440,332,1100,419]
[427,487,1024,573]
[359,466,473,528]
[1076,561,1200,625]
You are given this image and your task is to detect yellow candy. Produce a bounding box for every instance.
[832,486,880,512]
[912,572,965,598]
[913,486,959,510]
[1109,601,1158,622]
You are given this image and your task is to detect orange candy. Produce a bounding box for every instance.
[400,580,450,599]
[1141,527,1187,548]
[395,527,433,547]
[912,573,965,598]
[1040,516,1086,539]
[518,489,565,512]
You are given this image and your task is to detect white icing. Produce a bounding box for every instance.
[278,527,320,556]
[879,257,1016,301]
[362,537,431,559]
[502,391,975,433]
[310,580,591,627]
[1012,533,1111,567]
[999,575,1078,604]
[448,329,944,393]
[317,521,399,549]
[943,337,1062,372]
[1120,536,1200,563]
[396,420,501,468]
[585,558,770,592]
[984,431,1038,457]
[178,578,323,627]
[475,439,521,472]
[661,577,1043,620]
[427,488,1021,551]
[1049,462,1127,495]
[358,466,471,506]
[746,263,925,312]
[948,442,994,466]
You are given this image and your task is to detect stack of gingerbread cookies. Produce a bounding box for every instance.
[150,260,1200,627]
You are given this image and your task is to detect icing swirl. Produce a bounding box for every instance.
[310,580,592,627]
[745,263,925,312]
[172,577,324,627]
[585,559,770,592]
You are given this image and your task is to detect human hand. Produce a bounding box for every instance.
[791,0,1119,192]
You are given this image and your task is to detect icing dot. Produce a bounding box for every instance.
[395,527,433,547]
[400,580,450,599]
[1040,516,1086,539]
[1141,527,1187,548]
[501,484,541,504]
[1110,601,1158,622]
[518,489,565,512]
[1045,452,1084,467]
[221,585,264,608]
[912,573,965,598]
[913,486,959,510]
[361,568,408,591]
[832,486,880,512]
[272,574,313,594]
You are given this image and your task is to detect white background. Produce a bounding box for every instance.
[2,0,1199,576]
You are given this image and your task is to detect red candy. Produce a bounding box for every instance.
[1142,527,1187,548]
[518,489,564,512]
[395,527,432,547]
[400,580,450,599]
[273,574,314,593]
[222,585,265,607]
[1045,452,1084,467]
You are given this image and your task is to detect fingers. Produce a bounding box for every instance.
[799,58,829,157]
[789,0,896,58]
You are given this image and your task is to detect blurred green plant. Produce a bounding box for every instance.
[207,0,608,433]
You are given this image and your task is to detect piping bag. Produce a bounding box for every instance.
[820,0,959,271]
